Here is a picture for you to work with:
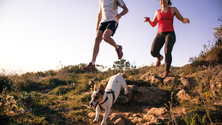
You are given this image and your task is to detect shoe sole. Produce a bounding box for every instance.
[117,46,123,59]
[155,56,163,67]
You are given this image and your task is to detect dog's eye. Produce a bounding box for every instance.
[95,96,99,99]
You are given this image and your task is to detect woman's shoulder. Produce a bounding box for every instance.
[155,9,161,14]
[170,7,178,15]
[170,6,179,11]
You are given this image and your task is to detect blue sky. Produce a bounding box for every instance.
[0,0,221,74]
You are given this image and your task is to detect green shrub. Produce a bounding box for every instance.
[19,91,42,108]
[0,75,11,92]
[43,78,67,87]
[49,85,72,95]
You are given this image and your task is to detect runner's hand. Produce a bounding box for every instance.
[144,17,150,22]
[115,14,122,20]
[184,18,190,23]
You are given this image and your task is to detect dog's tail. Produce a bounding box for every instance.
[117,72,126,77]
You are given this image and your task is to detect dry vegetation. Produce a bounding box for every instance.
[0,24,222,125]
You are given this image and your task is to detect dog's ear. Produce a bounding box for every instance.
[99,84,105,94]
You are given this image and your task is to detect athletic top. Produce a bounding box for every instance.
[99,0,125,23]
[157,7,174,33]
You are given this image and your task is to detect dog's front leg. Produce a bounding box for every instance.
[93,105,100,123]
[101,108,110,125]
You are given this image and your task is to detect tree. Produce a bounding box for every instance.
[112,59,131,72]
[213,17,222,46]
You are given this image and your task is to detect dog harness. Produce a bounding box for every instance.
[99,89,115,109]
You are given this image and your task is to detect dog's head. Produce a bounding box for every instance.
[89,84,105,108]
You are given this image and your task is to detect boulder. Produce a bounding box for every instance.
[110,113,122,122]
[147,107,168,116]
[175,89,191,103]
[164,77,176,85]
[127,85,166,105]
[179,77,190,87]
[150,76,163,86]
[114,118,125,125]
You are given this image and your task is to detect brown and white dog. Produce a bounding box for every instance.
[89,73,128,125]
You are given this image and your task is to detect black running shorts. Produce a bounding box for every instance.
[99,21,118,36]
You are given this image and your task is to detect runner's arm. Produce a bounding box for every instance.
[173,7,189,24]
[115,4,128,20]
[144,10,158,27]
[96,6,102,30]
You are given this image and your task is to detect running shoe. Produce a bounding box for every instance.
[164,71,169,78]
[81,62,96,71]
[155,55,163,67]
[116,45,123,59]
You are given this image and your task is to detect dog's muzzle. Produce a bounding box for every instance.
[89,101,99,108]
[89,102,93,107]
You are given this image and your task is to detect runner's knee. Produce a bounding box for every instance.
[102,35,110,42]
[95,36,102,43]
[151,51,158,57]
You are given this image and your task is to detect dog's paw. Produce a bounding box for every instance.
[124,89,128,95]
[93,119,98,123]
[100,121,106,125]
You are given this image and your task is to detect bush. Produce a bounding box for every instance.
[49,85,72,95]
[43,78,67,87]
[0,75,11,92]
[13,79,39,92]
[19,91,42,108]
[205,46,222,63]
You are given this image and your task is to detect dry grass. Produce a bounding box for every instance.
[0,39,222,124]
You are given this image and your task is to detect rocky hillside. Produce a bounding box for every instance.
[1,21,221,125]
[0,62,222,125]
[86,64,222,125]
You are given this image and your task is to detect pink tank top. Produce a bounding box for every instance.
[157,7,174,33]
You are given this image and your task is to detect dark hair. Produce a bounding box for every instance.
[168,0,172,5]
[158,0,172,5]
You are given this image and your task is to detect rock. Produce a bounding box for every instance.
[88,112,96,118]
[88,112,103,121]
[175,89,191,103]
[143,114,156,122]
[140,72,151,82]
[164,77,176,85]
[114,118,125,125]
[139,86,166,105]
[110,113,122,122]
[147,107,168,116]
[132,113,141,118]
[127,76,135,81]
[18,109,25,114]
[127,85,166,105]
[180,77,189,86]
[137,117,143,123]
[150,76,163,86]
[172,107,187,116]
[127,85,138,100]
[132,117,140,123]
[116,95,129,104]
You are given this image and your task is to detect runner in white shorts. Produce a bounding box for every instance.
[82,0,128,71]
